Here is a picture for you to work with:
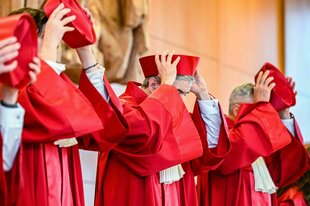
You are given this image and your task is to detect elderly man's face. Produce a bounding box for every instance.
[173,79,192,100]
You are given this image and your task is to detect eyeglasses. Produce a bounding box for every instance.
[177,89,190,97]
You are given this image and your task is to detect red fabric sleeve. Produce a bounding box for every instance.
[18,61,104,143]
[191,101,231,175]
[78,70,128,152]
[113,85,203,176]
[265,120,310,188]
[218,102,292,175]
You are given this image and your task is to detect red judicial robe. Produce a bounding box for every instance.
[191,101,231,174]
[173,100,231,206]
[196,102,310,206]
[78,79,203,206]
[4,62,125,206]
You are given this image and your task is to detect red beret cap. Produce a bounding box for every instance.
[255,62,296,111]
[139,54,200,78]
[44,0,96,48]
[0,13,38,89]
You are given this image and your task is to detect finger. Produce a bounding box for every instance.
[61,15,76,25]
[155,51,161,69]
[0,42,20,56]
[29,62,40,74]
[33,57,40,65]
[261,70,270,84]
[265,76,274,86]
[167,50,174,64]
[256,71,263,85]
[292,81,296,93]
[50,3,65,19]
[0,51,19,63]
[28,71,37,84]
[268,82,276,90]
[54,8,71,20]
[172,56,181,67]
[83,7,91,16]
[0,36,17,48]
[0,60,18,73]
[83,8,95,24]
[64,27,75,33]
[161,50,169,63]
[286,76,292,84]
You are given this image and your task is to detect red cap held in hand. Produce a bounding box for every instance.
[139,54,200,78]
[0,13,38,89]
[255,62,296,111]
[44,0,96,48]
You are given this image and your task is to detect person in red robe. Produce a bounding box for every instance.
[79,50,230,205]
[5,4,127,206]
[196,70,310,206]
[0,36,40,206]
[277,147,310,206]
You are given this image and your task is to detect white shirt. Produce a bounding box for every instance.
[282,118,295,137]
[1,104,25,171]
[85,65,109,102]
[198,99,222,148]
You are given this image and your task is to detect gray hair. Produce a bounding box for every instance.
[228,83,254,115]
[141,76,161,88]
[141,75,195,88]
[176,75,194,83]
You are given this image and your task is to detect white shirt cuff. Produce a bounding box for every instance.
[85,65,109,102]
[45,61,66,75]
[0,104,25,128]
[197,99,221,148]
[198,99,220,115]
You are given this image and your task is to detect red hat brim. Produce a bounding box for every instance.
[255,62,296,111]
[139,54,200,78]
[44,0,96,48]
[0,13,38,89]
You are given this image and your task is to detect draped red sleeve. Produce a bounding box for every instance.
[196,102,294,206]
[112,84,202,176]
[265,120,310,188]
[218,102,292,175]
[18,60,104,143]
[191,100,231,175]
[95,82,203,206]
[78,70,128,152]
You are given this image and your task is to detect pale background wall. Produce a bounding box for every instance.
[284,0,310,144]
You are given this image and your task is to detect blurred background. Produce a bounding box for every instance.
[1,0,309,205]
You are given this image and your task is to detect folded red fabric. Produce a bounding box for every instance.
[139,54,200,77]
[255,62,296,111]
[44,0,96,48]
[0,13,38,89]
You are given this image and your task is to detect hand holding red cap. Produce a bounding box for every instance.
[254,62,296,111]
[44,0,96,48]
[0,13,38,89]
